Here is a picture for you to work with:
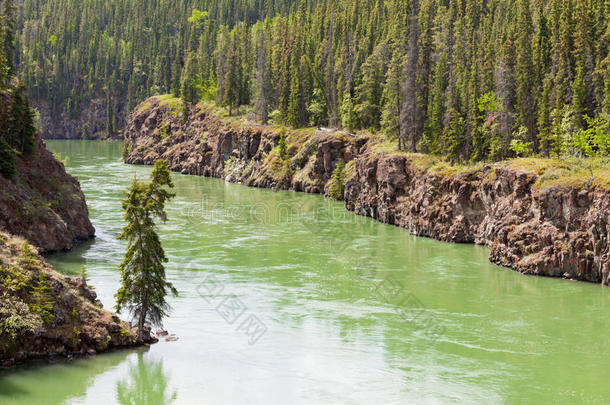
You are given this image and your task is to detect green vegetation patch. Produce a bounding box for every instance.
[369,140,482,177]
[153,95,184,117]
[505,157,610,190]
[135,101,153,115]
[328,160,346,200]
[344,159,356,181]
[0,237,53,347]
[429,160,487,177]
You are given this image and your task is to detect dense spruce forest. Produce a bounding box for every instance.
[12,0,610,162]
[0,0,36,179]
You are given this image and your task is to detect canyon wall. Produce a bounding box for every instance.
[32,98,123,140]
[124,97,610,286]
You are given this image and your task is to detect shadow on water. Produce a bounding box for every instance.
[44,238,97,275]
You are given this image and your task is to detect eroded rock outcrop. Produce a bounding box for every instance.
[124,96,610,286]
[0,136,95,252]
[345,153,610,285]
[0,232,151,367]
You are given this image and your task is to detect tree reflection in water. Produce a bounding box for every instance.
[116,351,177,405]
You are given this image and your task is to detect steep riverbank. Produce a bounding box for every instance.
[0,134,153,367]
[31,98,123,140]
[124,96,610,286]
[0,232,148,367]
[0,135,95,252]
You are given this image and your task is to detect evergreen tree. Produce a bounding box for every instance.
[277,129,288,161]
[287,64,304,127]
[170,57,182,98]
[572,2,595,119]
[494,37,517,161]
[400,0,421,152]
[552,0,574,108]
[538,78,555,156]
[324,19,338,127]
[341,93,357,132]
[534,3,551,86]
[572,65,587,127]
[442,109,465,164]
[254,28,270,124]
[0,26,8,88]
[423,51,448,154]
[381,47,404,140]
[307,88,327,127]
[8,86,36,155]
[0,136,16,179]
[116,160,177,341]
[222,32,240,115]
[354,52,383,130]
[9,0,610,161]
[328,159,345,200]
[181,52,200,106]
[1,0,16,75]
[515,0,537,147]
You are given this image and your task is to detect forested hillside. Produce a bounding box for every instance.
[1,2,95,251]
[1,0,36,178]
[14,0,610,161]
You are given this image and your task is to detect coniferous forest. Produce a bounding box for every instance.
[0,0,36,179]
[10,0,610,162]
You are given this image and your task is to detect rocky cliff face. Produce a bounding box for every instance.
[0,232,149,367]
[0,136,95,252]
[345,153,610,285]
[124,96,610,286]
[32,98,122,140]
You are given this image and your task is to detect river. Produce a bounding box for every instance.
[1,140,609,404]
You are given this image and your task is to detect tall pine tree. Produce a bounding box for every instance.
[116,160,178,342]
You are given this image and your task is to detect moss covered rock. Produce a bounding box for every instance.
[0,232,140,367]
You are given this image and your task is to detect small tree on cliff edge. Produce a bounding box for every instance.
[116,160,177,341]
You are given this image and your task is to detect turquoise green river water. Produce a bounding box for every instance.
[1,140,609,404]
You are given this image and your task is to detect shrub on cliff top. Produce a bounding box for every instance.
[30,273,55,323]
[278,129,288,161]
[564,115,610,158]
[0,240,52,346]
[0,293,43,343]
[0,264,30,293]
